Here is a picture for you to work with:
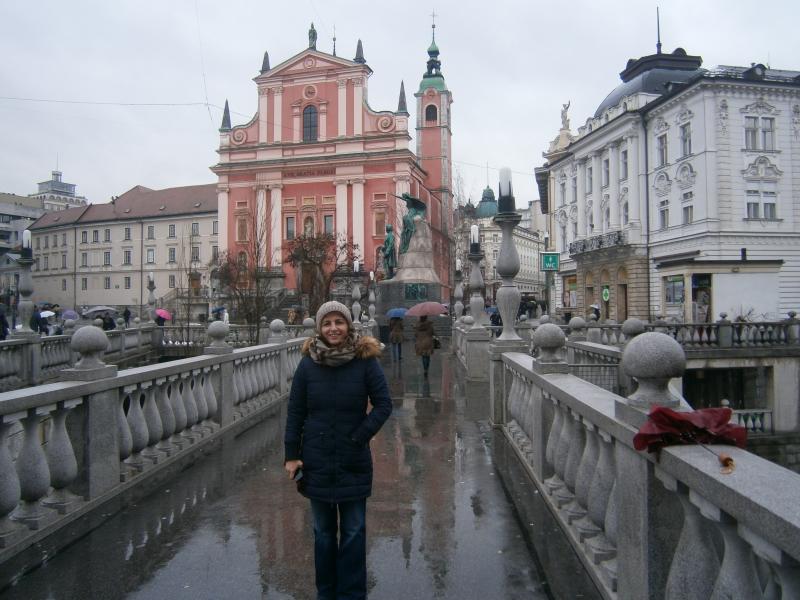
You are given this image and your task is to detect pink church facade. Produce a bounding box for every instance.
[211,28,453,296]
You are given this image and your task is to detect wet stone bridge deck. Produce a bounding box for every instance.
[2,343,561,600]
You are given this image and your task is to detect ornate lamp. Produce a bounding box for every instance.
[493,168,522,341]
[467,225,485,328]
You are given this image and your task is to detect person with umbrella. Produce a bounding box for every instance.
[414,315,435,376]
[283,301,392,600]
[388,317,404,361]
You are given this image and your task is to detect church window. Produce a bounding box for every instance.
[236,217,248,242]
[425,104,438,123]
[620,150,628,180]
[374,211,385,237]
[303,105,318,142]
[657,134,668,168]
[680,123,692,157]
[324,214,334,234]
[286,216,296,240]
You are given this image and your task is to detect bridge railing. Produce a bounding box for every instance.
[0,321,304,568]
[495,326,800,599]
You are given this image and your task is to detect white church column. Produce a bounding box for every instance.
[292,105,301,143]
[353,78,364,136]
[626,134,641,225]
[272,87,283,143]
[335,179,349,239]
[591,152,602,235]
[352,178,365,256]
[609,142,620,229]
[217,185,229,251]
[338,79,347,137]
[576,159,586,238]
[256,186,268,267]
[319,104,327,142]
[258,89,269,144]
[268,184,283,267]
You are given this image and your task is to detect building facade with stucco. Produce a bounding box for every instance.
[211,25,454,298]
[537,45,800,323]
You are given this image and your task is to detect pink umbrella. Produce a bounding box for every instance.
[405,302,448,317]
[155,308,172,320]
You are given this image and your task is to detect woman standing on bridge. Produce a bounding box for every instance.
[284,301,392,600]
[414,315,435,376]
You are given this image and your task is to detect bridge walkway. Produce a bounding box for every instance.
[2,342,550,600]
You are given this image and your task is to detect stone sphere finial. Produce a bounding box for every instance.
[532,323,566,362]
[622,332,685,408]
[207,320,229,347]
[71,325,110,370]
[133,317,141,327]
[539,314,551,324]
[719,312,729,321]
[270,319,285,335]
[260,316,267,324]
[116,317,125,328]
[93,317,103,328]
[621,318,645,339]
[463,315,475,328]
[63,319,76,334]
[788,310,797,320]
[302,317,316,337]
[568,316,586,332]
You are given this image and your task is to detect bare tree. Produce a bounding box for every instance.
[284,232,360,314]
[212,214,275,343]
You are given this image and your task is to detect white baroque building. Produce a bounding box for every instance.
[537,46,800,323]
[28,184,218,318]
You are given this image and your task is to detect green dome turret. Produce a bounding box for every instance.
[475,186,498,218]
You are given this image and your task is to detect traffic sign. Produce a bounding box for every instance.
[540,252,560,271]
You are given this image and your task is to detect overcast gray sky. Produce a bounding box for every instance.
[1,0,797,208]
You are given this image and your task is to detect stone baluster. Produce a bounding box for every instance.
[655,469,720,600]
[546,402,572,497]
[12,407,54,528]
[562,411,588,522]
[180,372,199,440]
[0,417,24,544]
[684,493,763,599]
[124,385,149,472]
[544,396,563,480]
[552,407,579,508]
[568,420,600,527]
[786,310,799,344]
[351,279,362,327]
[202,368,219,427]
[167,375,187,449]
[740,525,800,598]
[140,381,163,463]
[41,400,82,514]
[155,377,176,456]
[192,369,210,430]
[577,429,616,546]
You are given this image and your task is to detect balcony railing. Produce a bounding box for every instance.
[568,230,627,257]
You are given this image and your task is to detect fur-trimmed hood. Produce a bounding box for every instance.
[301,334,383,359]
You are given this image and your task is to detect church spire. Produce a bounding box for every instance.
[397,81,408,115]
[260,51,270,73]
[219,100,231,132]
[354,39,366,64]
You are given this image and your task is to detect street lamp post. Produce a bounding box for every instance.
[467,225,486,329]
[12,230,36,338]
[493,168,522,341]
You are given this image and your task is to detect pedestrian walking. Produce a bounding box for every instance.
[284,301,392,600]
[0,306,9,340]
[389,317,404,361]
[414,315,435,376]
[123,307,131,328]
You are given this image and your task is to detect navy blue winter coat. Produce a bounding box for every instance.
[284,335,392,503]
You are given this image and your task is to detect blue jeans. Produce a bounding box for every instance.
[391,342,402,361]
[310,498,367,600]
[421,355,430,373]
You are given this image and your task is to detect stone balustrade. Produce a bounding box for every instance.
[493,330,800,599]
[0,320,304,570]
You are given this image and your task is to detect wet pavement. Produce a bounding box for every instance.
[2,342,550,600]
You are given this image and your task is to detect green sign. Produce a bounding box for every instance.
[540,252,560,271]
[602,287,610,302]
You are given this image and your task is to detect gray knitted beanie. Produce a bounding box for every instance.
[315,301,353,330]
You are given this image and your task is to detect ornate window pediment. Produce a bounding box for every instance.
[675,104,694,124]
[557,210,568,226]
[676,163,697,189]
[653,171,672,196]
[740,97,780,116]
[654,117,670,134]
[742,156,783,180]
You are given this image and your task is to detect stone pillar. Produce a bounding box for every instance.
[337,79,347,137]
[351,178,365,259]
[493,212,522,341]
[256,186,268,268]
[609,142,620,229]
[301,317,316,337]
[272,86,283,143]
[269,319,287,344]
[217,184,229,254]
[531,323,569,374]
[204,322,233,427]
[353,77,364,135]
[453,267,464,321]
[319,103,328,142]
[269,184,283,267]
[627,133,641,226]
[351,279,362,328]
[335,179,348,240]
[258,88,269,144]
[717,312,733,348]
[468,248,486,328]
[576,158,586,238]
[591,152,602,235]
[292,104,301,143]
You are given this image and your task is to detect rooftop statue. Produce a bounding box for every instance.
[308,23,317,49]
[561,101,571,130]
[398,193,427,254]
